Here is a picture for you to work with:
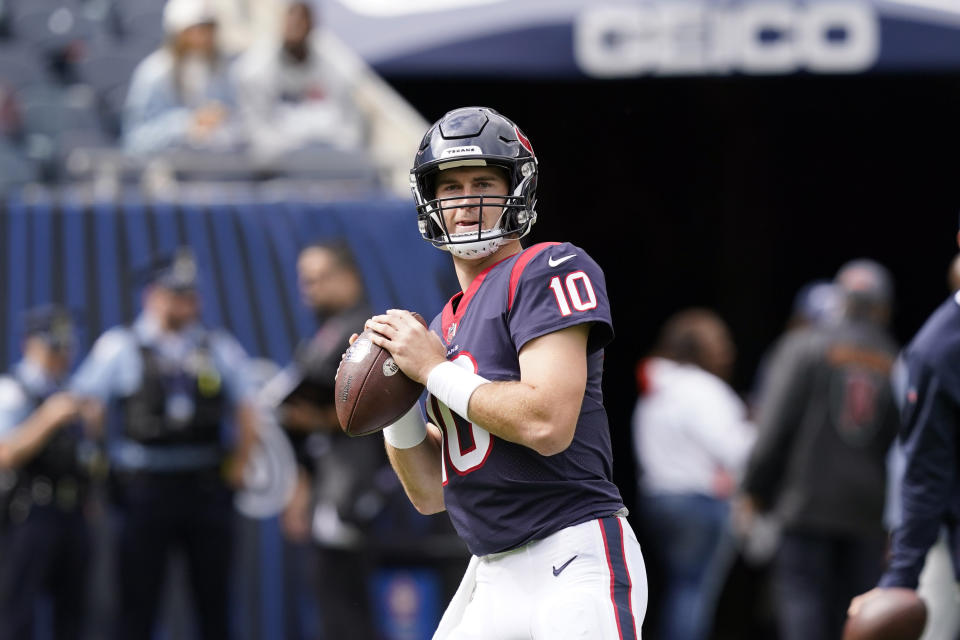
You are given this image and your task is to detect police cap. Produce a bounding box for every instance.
[22,305,74,350]
[147,247,200,292]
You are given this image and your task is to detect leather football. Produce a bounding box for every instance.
[335,313,426,436]
[844,588,927,640]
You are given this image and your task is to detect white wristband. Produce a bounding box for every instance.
[426,361,489,421]
[383,403,427,449]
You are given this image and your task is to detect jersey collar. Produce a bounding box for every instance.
[441,252,518,344]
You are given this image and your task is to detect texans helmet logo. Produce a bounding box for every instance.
[515,127,534,156]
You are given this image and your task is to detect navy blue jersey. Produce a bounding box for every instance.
[426,242,625,556]
[879,294,960,588]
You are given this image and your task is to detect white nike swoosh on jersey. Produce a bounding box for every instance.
[548,254,577,268]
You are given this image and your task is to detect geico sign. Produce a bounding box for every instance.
[575,2,878,77]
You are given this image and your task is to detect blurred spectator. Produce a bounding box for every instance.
[274,243,384,640]
[0,306,92,640]
[633,309,755,640]
[740,259,900,640]
[232,2,365,162]
[69,248,258,639]
[123,0,240,154]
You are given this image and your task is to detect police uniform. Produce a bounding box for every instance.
[0,308,92,640]
[879,291,960,590]
[70,253,255,639]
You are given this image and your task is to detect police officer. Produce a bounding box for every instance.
[739,259,901,640]
[0,306,92,640]
[71,248,258,640]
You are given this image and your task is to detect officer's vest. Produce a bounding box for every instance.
[14,376,86,483]
[118,332,226,446]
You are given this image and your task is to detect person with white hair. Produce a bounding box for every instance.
[123,0,240,154]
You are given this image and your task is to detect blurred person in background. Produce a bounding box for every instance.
[232,1,365,162]
[739,259,900,640]
[851,231,960,639]
[70,248,258,640]
[0,307,93,640]
[273,242,383,640]
[123,0,240,155]
[633,308,755,640]
[713,280,841,640]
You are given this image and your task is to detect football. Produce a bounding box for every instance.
[843,588,927,640]
[335,313,427,437]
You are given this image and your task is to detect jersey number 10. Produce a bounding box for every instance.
[549,271,598,316]
[427,352,493,484]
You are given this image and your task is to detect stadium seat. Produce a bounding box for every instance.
[0,0,11,40]
[0,43,51,89]
[17,82,108,177]
[78,0,123,39]
[0,137,36,192]
[116,5,163,51]
[10,4,93,53]
[74,47,140,137]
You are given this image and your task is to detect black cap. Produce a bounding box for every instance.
[146,247,200,292]
[22,305,74,350]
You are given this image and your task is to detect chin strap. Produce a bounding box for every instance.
[447,236,504,259]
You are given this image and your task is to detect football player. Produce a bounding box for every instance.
[363,106,647,639]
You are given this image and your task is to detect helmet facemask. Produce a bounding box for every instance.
[413,160,538,260]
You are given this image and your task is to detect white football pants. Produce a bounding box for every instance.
[435,516,647,640]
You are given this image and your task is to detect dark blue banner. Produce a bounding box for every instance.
[321,0,960,77]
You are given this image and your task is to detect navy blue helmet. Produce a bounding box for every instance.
[410,107,538,258]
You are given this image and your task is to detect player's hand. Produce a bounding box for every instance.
[365,309,447,384]
[848,587,890,617]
